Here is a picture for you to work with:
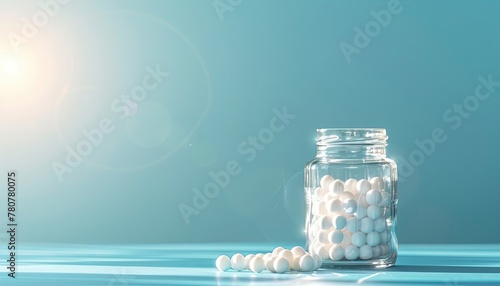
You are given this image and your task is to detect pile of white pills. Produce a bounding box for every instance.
[309,175,392,261]
[215,246,321,273]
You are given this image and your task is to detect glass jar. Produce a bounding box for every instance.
[304,128,398,268]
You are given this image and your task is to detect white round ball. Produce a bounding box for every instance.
[329,244,345,261]
[315,245,330,260]
[291,255,301,270]
[299,254,315,272]
[318,215,332,230]
[332,214,347,230]
[320,175,334,189]
[291,246,306,257]
[318,230,330,244]
[216,255,231,271]
[380,231,391,244]
[344,178,358,194]
[372,245,382,258]
[356,205,367,219]
[351,232,367,247]
[374,218,387,233]
[367,232,381,246]
[341,231,352,247]
[344,246,360,260]
[312,253,322,270]
[343,199,357,214]
[356,179,371,194]
[328,179,345,195]
[369,177,384,190]
[339,191,355,202]
[359,245,374,260]
[273,256,290,273]
[328,230,344,244]
[366,189,382,205]
[231,253,245,271]
[249,256,266,273]
[272,246,285,256]
[360,218,374,233]
[279,249,294,265]
[265,256,276,272]
[327,199,343,213]
[367,205,382,219]
[346,217,360,233]
[244,254,255,269]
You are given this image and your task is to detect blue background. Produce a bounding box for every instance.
[0,0,499,246]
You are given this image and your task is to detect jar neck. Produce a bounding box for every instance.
[315,128,388,160]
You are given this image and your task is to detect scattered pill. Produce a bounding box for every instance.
[263,253,272,261]
[299,254,315,272]
[272,247,285,256]
[249,256,266,273]
[351,232,367,247]
[315,245,330,260]
[231,253,245,271]
[216,255,231,271]
[369,177,384,190]
[291,246,306,257]
[367,205,382,219]
[279,249,294,265]
[292,255,301,270]
[320,175,334,189]
[360,217,374,233]
[273,256,290,273]
[366,189,382,205]
[329,244,345,261]
[244,254,255,269]
[328,230,344,244]
[312,253,322,270]
[359,245,374,260]
[265,256,276,272]
[331,214,347,229]
[344,245,360,260]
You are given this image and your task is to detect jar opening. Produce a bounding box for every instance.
[316,128,388,146]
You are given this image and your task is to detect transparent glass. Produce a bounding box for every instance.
[304,128,398,268]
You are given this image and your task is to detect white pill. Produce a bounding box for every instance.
[346,217,360,233]
[356,179,371,194]
[379,192,391,207]
[344,178,358,194]
[249,256,266,273]
[329,244,345,261]
[356,205,367,219]
[318,230,330,244]
[244,254,255,269]
[343,199,357,214]
[263,253,273,261]
[328,230,344,244]
[272,246,285,256]
[367,205,382,219]
[299,254,315,272]
[341,231,352,247]
[372,245,382,258]
[291,256,301,270]
[380,231,391,244]
[328,179,344,195]
[315,245,330,260]
[331,214,347,229]
[360,217,374,233]
[369,177,384,190]
[291,246,306,257]
[231,253,245,271]
[255,253,264,258]
[367,232,381,246]
[216,255,231,271]
[359,245,374,260]
[357,194,368,207]
[265,256,276,272]
[318,215,332,230]
[320,175,334,189]
[380,244,390,256]
[374,218,387,233]
[273,256,290,273]
[312,253,322,270]
[312,200,327,216]
[313,187,327,200]
[366,189,382,205]
[340,191,355,202]
[279,250,294,265]
[326,199,342,213]
[344,246,360,260]
[351,232,366,247]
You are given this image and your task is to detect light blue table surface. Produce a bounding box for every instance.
[1,244,499,285]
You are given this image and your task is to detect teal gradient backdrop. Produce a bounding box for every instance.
[0,0,499,245]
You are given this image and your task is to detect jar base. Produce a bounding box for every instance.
[320,258,396,269]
